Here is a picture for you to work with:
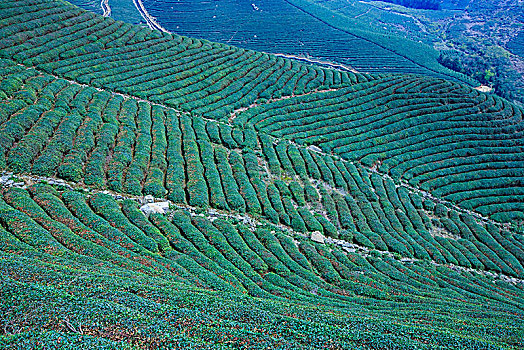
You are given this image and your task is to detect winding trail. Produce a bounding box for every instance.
[228,87,339,123]
[100,0,111,17]
[8,65,523,286]
[132,0,169,33]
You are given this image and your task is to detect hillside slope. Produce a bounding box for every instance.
[0,0,523,348]
[1,0,522,225]
[134,0,470,81]
[68,0,476,84]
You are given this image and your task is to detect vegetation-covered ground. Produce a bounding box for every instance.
[68,0,475,84]
[0,0,523,348]
[93,0,522,104]
[297,0,524,103]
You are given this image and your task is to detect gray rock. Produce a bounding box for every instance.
[142,195,155,204]
[310,231,325,244]
[155,201,170,213]
[308,145,323,153]
[140,203,165,217]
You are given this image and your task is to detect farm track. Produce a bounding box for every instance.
[100,0,110,17]
[270,52,360,74]
[6,61,522,284]
[132,0,170,33]
[228,87,340,123]
[8,65,524,290]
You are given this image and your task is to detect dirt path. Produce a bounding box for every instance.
[228,87,339,123]
[132,0,169,33]
[3,170,522,286]
[15,62,510,232]
[101,0,111,17]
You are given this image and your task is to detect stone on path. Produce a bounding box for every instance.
[140,202,170,217]
[310,231,325,244]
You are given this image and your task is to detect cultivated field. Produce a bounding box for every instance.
[0,0,523,348]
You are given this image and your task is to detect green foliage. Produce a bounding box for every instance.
[0,3,523,348]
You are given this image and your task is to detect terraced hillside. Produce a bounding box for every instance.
[237,76,524,224]
[136,0,472,81]
[0,0,523,348]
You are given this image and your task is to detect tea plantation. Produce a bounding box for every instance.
[136,0,471,81]
[0,0,523,348]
